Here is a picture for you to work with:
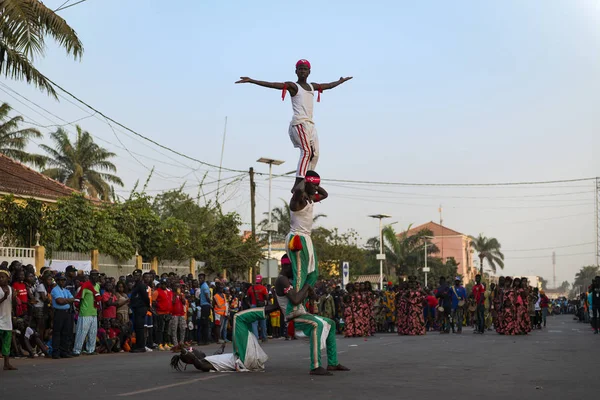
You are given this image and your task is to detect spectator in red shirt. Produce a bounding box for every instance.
[11,269,29,317]
[152,279,172,349]
[101,282,118,320]
[471,274,486,334]
[425,290,438,331]
[247,275,269,342]
[169,282,186,349]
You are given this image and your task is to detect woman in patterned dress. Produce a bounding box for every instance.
[404,279,426,335]
[343,284,356,337]
[518,278,531,334]
[356,283,370,336]
[500,277,516,335]
[365,282,376,335]
[492,278,503,332]
[395,281,408,335]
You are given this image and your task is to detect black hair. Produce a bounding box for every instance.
[306,170,320,178]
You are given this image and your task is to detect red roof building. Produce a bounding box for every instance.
[0,153,78,202]
[400,221,475,283]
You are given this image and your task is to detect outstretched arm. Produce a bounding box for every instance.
[235,77,298,96]
[312,77,352,91]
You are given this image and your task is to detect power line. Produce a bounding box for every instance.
[41,76,245,174]
[506,252,594,260]
[54,0,72,11]
[38,74,600,188]
[0,84,206,181]
[55,0,90,11]
[503,242,595,252]
[5,78,598,189]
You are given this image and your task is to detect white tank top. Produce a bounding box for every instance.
[276,292,307,321]
[290,201,313,235]
[290,83,314,125]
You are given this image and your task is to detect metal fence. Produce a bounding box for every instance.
[47,251,90,261]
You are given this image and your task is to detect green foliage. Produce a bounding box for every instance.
[0,191,262,274]
[539,276,548,290]
[41,126,124,200]
[366,225,438,279]
[0,0,84,98]
[312,228,369,278]
[45,193,96,253]
[94,205,135,260]
[0,102,46,167]
[574,266,599,290]
[469,234,504,274]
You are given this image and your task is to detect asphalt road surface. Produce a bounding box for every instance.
[1,315,596,399]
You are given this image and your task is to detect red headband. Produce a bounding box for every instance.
[281,257,291,266]
[305,176,320,185]
[296,59,311,69]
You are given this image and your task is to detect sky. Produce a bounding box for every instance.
[3,0,600,285]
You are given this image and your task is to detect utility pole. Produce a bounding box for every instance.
[439,205,444,260]
[249,167,256,281]
[596,177,600,267]
[552,251,556,289]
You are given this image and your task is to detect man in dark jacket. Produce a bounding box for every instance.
[130,270,152,352]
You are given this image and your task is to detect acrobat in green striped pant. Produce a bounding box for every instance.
[294,314,339,370]
[232,308,269,371]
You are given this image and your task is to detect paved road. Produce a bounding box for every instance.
[1,315,596,399]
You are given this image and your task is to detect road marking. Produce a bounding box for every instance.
[548,330,562,333]
[116,374,225,397]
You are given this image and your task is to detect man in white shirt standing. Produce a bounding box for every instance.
[235,60,352,191]
[0,266,17,370]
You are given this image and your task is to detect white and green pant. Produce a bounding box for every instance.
[286,233,318,292]
[232,308,269,371]
[294,314,339,370]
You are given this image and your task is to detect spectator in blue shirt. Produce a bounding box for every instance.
[449,277,467,334]
[196,273,212,345]
[51,273,75,359]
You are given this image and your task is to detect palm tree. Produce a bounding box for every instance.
[0,102,46,166]
[0,0,84,98]
[379,224,439,278]
[40,126,123,200]
[574,265,599,289]
[258,199,326,241]
[469,234,504,274]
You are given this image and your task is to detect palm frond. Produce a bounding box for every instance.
[0,39,57,98]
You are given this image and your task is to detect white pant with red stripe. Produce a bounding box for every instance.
[288,121,319,178]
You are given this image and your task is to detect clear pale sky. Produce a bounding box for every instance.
[4,0,599,285]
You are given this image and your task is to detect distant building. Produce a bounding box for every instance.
[401,221,475,284]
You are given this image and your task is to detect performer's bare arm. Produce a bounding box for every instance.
[276,275,310,306]
[312,186,328,202]
[235,77,299,96]
[312,77,353,91]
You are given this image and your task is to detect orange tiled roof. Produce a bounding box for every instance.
[0,153,78,201]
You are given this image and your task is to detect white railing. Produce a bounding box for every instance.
[141,262,151,272]
[0,247,36,265]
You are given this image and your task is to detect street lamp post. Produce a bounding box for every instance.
[423,241,430,288]
[369,214,391,290]
[257,158,285,262]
